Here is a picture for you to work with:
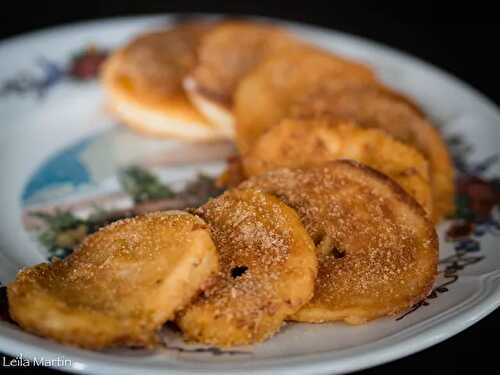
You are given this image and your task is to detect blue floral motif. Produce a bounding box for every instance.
[0,46,108,99]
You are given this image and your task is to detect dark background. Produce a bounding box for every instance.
[0,1,498,374]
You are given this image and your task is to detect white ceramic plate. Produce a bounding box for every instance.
[1,15,500,375]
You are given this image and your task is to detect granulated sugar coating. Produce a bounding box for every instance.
[234,48,375,154]
[242,118,433,217]
[290,82,454,222]
[189,21,303,107]
[241,160,438,324]
[177,189,317,346]
[100,21,226,141]
[7,211,219,349]
[110,22,211,97]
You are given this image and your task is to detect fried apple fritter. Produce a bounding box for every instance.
[290,82,454,221]
[176,189,317,346]
[241,161,438,324]
[234,48,376,153]
[101,22,230,140]
[185,21,305,132]
[242,118,433,216]
[8,212,219,349]
[188,21,303,107]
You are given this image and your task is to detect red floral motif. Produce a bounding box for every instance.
[68,47,108,80]
[446,220,474,240]
[456,176,500,220]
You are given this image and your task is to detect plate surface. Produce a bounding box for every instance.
[1,15,500,375]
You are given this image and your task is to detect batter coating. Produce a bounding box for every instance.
[7,212,219,349]
[290,83,454,221]
[188,21,303,107]
[101,22,229,140]
[241,161,438,324]
[177,189,317,346]
[234,48,376,153]
[242,118,433,216]
[185,21,303,131]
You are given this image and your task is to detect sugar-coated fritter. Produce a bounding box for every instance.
[188,21,304,105]
[7,212,219,349]
[177,189,317,346]
[291,82,454,221]
[242,118,433,216]
[234,48,376,153]
[101,22,230,140]
[185,21,304,132]
[241,161,438,324]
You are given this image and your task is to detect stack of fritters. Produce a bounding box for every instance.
[7,19,451,349]
[101,19,453,221]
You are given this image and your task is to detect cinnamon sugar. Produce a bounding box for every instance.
[178,188,317,345]
[242,160,438,321]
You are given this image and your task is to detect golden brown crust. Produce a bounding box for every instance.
[290,82,455,222]
[102,76,225,141]
[189,21,305,108]
[110,22,211,98]
[177,189,317,346]
[102,54,208,124]
[356,82,426,117]
[7,212,219,349]
[240,161,438,324]
[242,118,433,217]
[234,47,376,153]
[101,22,226,141]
